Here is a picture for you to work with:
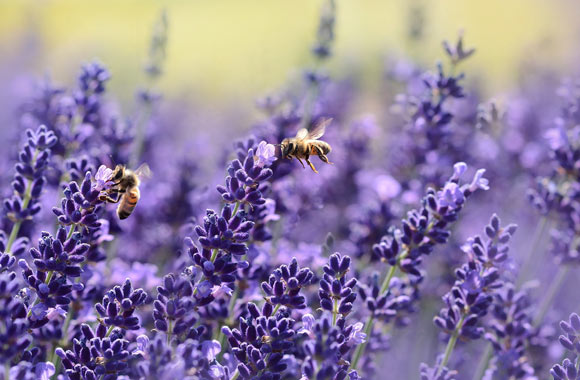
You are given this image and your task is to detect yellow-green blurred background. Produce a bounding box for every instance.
[0,0,579,110]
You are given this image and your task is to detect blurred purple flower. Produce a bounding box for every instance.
[254,140,277,167]
[201,340,221,361]
[93,164,114,191]
[348,322,366,345]
[35,362,55,380]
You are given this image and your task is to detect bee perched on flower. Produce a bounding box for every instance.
[95,163,152,220]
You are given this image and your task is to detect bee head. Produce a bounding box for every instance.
[280,139,294,157]
[112,165,125,181]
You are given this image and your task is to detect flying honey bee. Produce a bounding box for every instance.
[280,118,333,173]
[100,163,151,220]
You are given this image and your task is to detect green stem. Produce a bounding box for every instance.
[332,297,338,326]
[228,287,239,316]
[350,314,374,370]
[472,343,493,380]
[379,263,398,294]
[105,325,114,337]
[66,224,77,240]
[515,217,548,288]
[231,202,241,218]
[217,328,228,359]
[437,315,466,375]
[130,103,152,168]
[209,248,219,262]
[167,320,173,344]
[52,352,62,380]
[216,286,240,357]
[5,221,23,255]
[229,369,239,380]
[349,264,397,370]
[533,265,570,327]
[4,361,9,380]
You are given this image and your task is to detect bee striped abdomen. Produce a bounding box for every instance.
[314,141,331,154]
[117,187,140,220]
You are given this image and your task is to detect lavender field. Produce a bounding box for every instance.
[0,1,580,379]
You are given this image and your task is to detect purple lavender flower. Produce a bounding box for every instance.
[194,206,254,256]
[311,0,336,59]
[222,302,295,378]
[216,143,274,207]
[74,62,110,126]
[153,273,203,341]
[420,358,458,380]
[261,257,314,310]
[254,141,277,168]
[484,285,535,379]
[319,253,357,320]
[442,31,475,66]
[6,361,55,380]
[0,271,29,363]
[2,125,57,252]
[95,279,147,331]
[428,215,518,377]
[93,164,114,191]
[18,228,89,327]
[558,313,580,355]
[551,359,580,380]
[52,172,104,234]
[372,162,490,279]
[56,323,131,380]
[526,83,580,268]
[299,315,365,380]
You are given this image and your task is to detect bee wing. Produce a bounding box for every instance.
[295,128,309,140]
[134,163,153,180]
[307,118,332,140]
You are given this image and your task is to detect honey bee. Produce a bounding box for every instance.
[100,163,151,220]
[280,118,333,173]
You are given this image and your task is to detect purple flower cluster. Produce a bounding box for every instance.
[2,126,57,252]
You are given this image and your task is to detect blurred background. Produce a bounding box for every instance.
[1,0,579,125]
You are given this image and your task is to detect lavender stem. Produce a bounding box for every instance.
[350,263,397,370]
[472,343,493,380]
[229,369,239,380]
[437,315,466,375]
[533,265,570,327]
[516,216,548,288]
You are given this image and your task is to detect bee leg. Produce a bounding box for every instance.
[99,194,122,203]
[99,188,126,203]
[295,157,306,169]
[305,158,318,173]
[318,154,333,165]
[315,146,333,164]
